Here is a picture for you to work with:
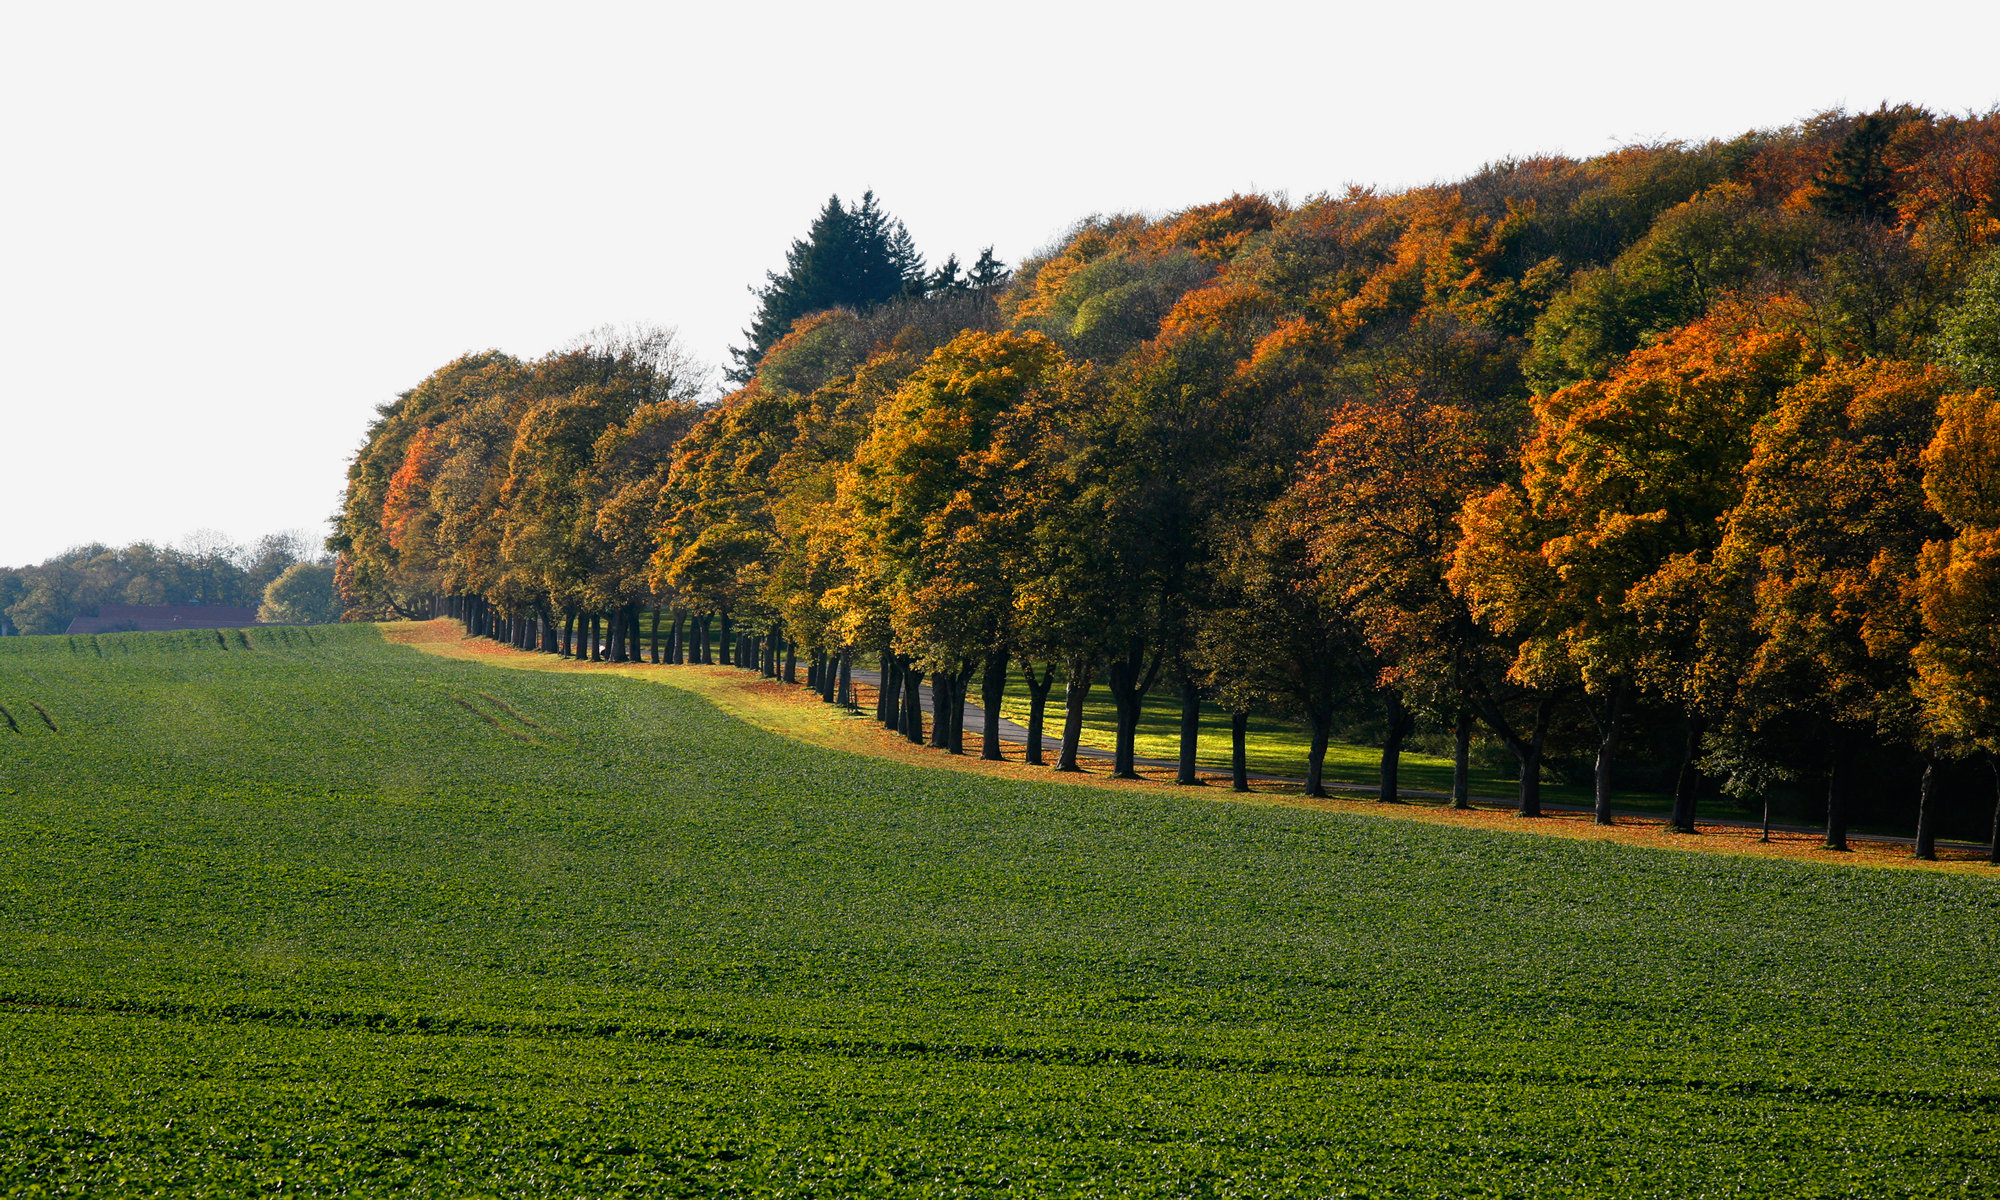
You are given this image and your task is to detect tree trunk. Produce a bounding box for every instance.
[1304,663,1337,799]
[1379,689,1413,803]
[1517,696,1554,817]
[669,609,685,663]
[561,609,575,657]
[718,614,733,666]
[1916,747,1940,861]
[1592,683,1627,826]
[980,648,1009,761]
[1231,709,1249,793]
[807,652,820,691]
[1105,644,1159,780]
[1670,711,1706,833]
[649,607,662,663]
[608,609,625,662]
[783,640,796,684]
[901,662,926,744]
[1176,678,1203,785]
[1057,654,1095,771]
[1988,754,1999,866]
[1453,707,1472,809]
[931,666,952,748]
[837,648,853,709]
[1826,734,1851,851]
[1920,752,1936,864]
[880,654,901,728]
[1022,661,1054,766]
[943,659,971,754]
[1305,710,1332,799]
[764,626,780,678]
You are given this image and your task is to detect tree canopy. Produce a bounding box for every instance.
[326,104,2000,859]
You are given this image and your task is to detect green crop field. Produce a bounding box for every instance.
[1,625,1996,1197]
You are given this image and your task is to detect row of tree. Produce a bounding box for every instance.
[336,108,2000,859]
[1,531,330,634]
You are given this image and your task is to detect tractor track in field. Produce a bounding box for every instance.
[4,991,1996,1115]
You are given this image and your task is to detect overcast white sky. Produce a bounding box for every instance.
[2,0,1997,566]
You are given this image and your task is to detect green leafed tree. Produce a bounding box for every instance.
[258,562,341,625]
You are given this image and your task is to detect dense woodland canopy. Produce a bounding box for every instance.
[334,107,2000,859]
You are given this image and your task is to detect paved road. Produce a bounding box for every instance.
[835,667,1993,854]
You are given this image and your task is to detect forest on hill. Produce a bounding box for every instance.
[334,105,2000,855]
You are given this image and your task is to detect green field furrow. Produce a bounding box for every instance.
[1,625,1996,1196]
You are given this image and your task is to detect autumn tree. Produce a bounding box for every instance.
[331,351,525,619]
[1914,386,2000,862]
[1199,495,1358,798]
[846,330,1068,754]
[1298,398,1503,805]
[1462,302,1822,826]
[1706,360,1951,851]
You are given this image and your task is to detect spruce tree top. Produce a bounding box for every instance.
[730,192,926,382]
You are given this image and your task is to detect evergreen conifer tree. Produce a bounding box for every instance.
[729,192,925,381]
[967,246,1011,292]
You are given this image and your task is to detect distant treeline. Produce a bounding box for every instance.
[337,106,2000,857]
[0,533,337,633]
